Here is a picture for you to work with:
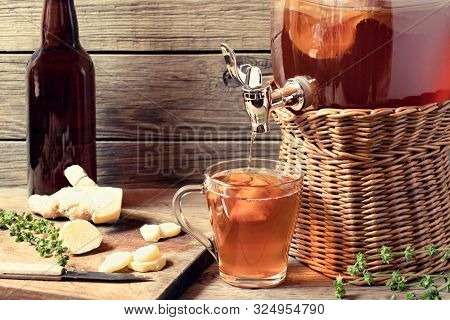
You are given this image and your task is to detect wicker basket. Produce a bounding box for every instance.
[273,102,450,279]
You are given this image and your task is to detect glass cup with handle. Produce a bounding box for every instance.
[173,159,302,288]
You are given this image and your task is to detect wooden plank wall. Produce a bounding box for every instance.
[0,0,279,188]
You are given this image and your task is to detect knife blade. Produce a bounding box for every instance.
[63,270,150,282]
[0,263,151,282]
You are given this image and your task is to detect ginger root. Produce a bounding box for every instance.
[64,165,97,187]
[28,165,123,224]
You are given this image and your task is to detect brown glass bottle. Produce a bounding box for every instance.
[27,0,96,195]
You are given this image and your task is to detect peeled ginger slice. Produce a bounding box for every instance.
[128,256,167,273]
[159,223,181,238]
[132,245,161,263]
[59,220,102,255]
[98,252,132,273]
[140,224,161,242]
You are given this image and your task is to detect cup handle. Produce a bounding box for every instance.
[173,185,218,261]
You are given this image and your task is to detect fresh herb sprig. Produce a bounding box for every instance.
[334,244,450,300]
[0,209,69,266]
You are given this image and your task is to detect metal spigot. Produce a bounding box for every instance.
[221,43,316,134]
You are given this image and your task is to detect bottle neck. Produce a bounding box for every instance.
[41,0,80,48]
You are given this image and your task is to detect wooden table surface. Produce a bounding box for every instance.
[0,188,448,300]
[0,188,213,300]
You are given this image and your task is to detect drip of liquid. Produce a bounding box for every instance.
[248,132,257,165]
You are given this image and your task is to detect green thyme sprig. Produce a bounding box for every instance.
[386,271,406,292]
[0,209,69,266]
[333,275,346,299]
[333,244,449,300]
[354,245,449,265]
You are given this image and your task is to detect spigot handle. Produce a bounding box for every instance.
[221,43,246,86]
[221,43,263,89]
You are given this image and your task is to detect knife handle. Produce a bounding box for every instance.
[0,263,64,276]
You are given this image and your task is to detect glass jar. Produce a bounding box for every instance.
[271,0,450,108]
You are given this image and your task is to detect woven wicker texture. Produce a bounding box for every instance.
[274,102,450,279]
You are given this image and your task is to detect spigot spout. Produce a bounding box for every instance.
[243,85,272,134]
[221,43,316,135]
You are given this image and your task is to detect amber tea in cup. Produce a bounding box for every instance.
[173,159,302,288]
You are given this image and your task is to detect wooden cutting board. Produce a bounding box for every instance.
[0,188,213,300]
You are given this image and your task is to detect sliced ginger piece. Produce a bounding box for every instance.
[132,245,161,263]
[140,224,161,242]
[159,223,181,239]
[98,252,132,273]
[128,255,167,273]
[59,220,102,255]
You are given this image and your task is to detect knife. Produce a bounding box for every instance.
[0,263,151,282]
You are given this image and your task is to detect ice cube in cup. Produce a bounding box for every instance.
[249,176,270,187]
[218,169,291,223]
[228,172,252,186]
[227,187,272,223]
